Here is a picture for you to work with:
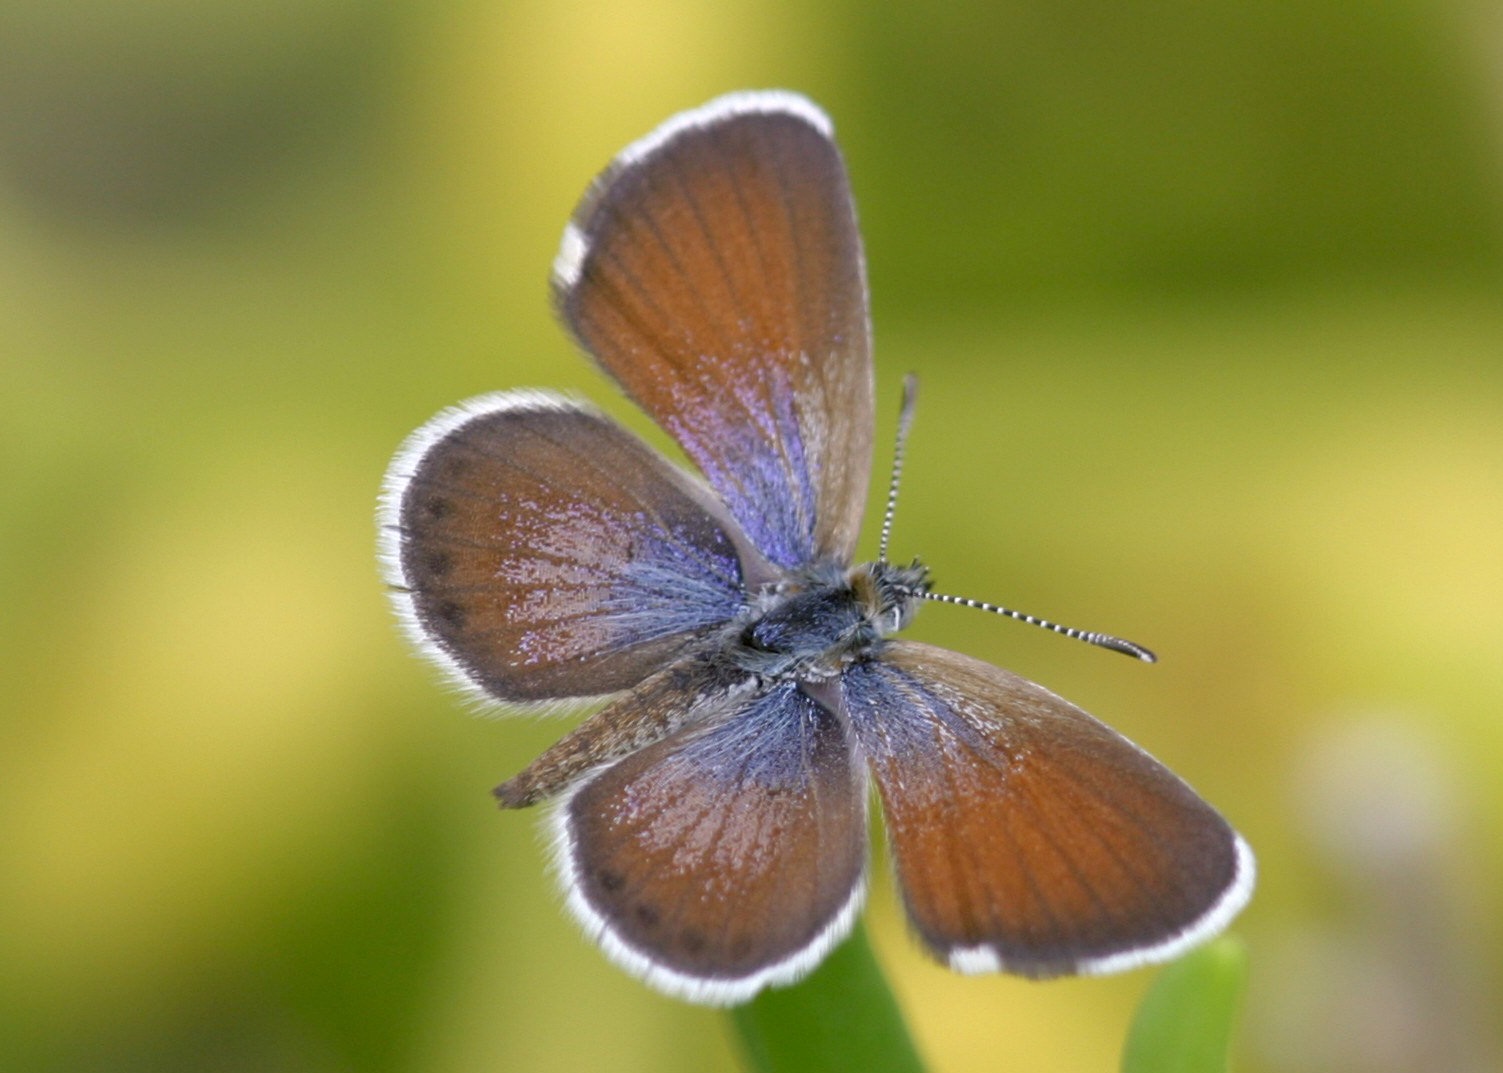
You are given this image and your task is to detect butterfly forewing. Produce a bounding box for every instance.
[559,678,869,1005]
[553,91,874,570]
[381,392,755,705]
[843,642,1253,977]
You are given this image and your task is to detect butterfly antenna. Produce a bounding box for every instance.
[878,373,920,563]
[922,590,1158,663]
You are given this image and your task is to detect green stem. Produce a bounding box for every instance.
[1121,936,1250,1073]
[728,922,926,1073]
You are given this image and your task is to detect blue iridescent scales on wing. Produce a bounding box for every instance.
[654,359,822,570]
[380,393,753,706]
[380,89,1253,1007]
[551,96,873,572]
[557,678,868,1004]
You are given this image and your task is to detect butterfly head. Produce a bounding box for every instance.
[853,557,931,636]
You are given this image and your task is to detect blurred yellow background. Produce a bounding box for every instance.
[3,2,1501,1071]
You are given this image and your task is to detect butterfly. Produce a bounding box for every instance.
[379,90,1254,1006]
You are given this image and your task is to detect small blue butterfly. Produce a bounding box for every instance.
[380,90,1253,1005]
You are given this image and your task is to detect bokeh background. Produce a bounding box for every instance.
[4,2,1502,1071]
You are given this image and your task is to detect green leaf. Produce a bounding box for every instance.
[728,922,926,1073]
[1121,936,1250,1073]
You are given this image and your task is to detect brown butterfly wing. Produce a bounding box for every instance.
[380,392,756,705]
[553,91,873,571]
[840,641,1253,977]
[559,679,868,1005]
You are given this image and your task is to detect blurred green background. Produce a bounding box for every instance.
[3,2,1501,1071]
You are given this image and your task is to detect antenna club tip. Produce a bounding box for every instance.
[1113,639,1157,663]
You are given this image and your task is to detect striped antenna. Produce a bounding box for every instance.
[878,374,920,563]
[922,591,1158,663]
[877,374,1153,664]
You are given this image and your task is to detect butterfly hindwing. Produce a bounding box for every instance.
[381,392,757,706]
[558,677,869,1005]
